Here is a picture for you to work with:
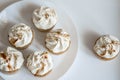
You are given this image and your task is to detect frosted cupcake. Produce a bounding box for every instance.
[0,47,24,73]
[26,51,53,76]
[8,23,34,49]
[94,35,120,60]
[33,6,57,31]
[45,29,71,54]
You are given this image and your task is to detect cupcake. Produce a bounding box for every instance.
[26,51,53,76]
[45,29,71,54]
[33,6,57,31]
[0,47,24,73]
[8,23,34,49]
[94,35,120,60]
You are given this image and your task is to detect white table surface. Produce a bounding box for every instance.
[0,0,120,80]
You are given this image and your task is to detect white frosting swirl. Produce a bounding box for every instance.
[33,6,57,30]
[0,47,24,71]
[9,23,33,48]
[27,51,53,76]
[45,29,71,54]
[94,35,120,59]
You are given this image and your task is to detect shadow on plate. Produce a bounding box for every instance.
[19,2,48,49]
[0,21,15,51]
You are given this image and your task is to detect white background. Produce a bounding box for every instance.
[0,0,120,80]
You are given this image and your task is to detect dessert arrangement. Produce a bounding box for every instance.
[0,6,71,77]
[0,1,119,80]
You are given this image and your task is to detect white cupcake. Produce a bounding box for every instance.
[45,29,71,54]
[26,51,53,76]
[0,47,24,73]
[33,6,57,31]
[8,23,34,49]
[94,35,120,60]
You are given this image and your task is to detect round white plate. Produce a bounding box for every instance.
[0,0,78,80]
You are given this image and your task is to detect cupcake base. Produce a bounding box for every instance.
[0,69,19,74]
[34,70,52,77]
[93,50,119,60]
